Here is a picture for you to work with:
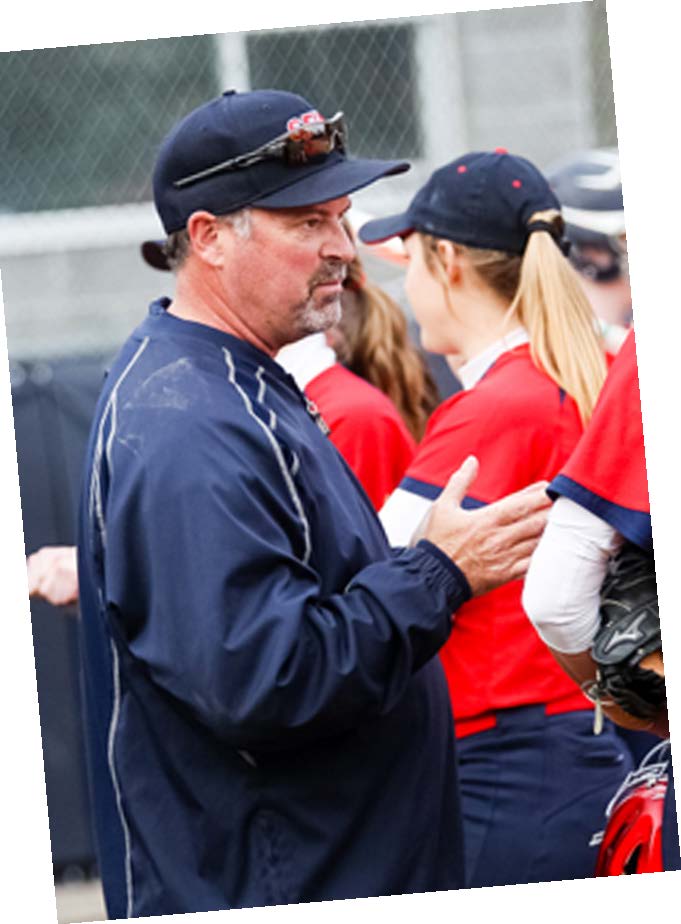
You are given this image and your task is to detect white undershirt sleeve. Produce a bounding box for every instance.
[522,496,624,654]
[379,488,434,548]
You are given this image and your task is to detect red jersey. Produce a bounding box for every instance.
[306,363,416,511]
[549,330,652,552]
[399,344,592,736]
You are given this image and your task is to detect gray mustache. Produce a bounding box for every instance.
[309,262,348,288]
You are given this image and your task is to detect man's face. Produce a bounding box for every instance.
[219,195,355,351]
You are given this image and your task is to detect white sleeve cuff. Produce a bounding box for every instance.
[522,496,624,654]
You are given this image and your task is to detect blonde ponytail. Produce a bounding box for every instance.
[420,210,608,424]
[507,209,607,424]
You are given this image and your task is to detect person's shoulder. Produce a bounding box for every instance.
[422,348,562,446]
[103,337,226,428]
[598,327,639,402]
[480,346,567,417]
[482,345,552,393]
[307,363,408,425]
[307,363,379,403]
[105,338,284,462]
[425,358,525,426]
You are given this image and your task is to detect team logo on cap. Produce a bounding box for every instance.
[286,110,325,140]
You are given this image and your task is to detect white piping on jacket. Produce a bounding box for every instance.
[108,639,135,919]
[223,350,312,565]
[88,335,149,918]
[88,337,150,547]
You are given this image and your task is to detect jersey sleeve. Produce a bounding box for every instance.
[549,331,652,551]
[101,411,469,751]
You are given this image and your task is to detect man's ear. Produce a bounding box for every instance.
[185,211,225,267]
[436,239,462,285]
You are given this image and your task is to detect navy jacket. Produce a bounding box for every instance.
[78,299,470,918]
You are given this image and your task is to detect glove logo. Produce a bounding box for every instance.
[593,542,665,722]
[601,610,649,655]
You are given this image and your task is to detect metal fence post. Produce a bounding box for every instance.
[214,31,251,93]
[414,15,469,166]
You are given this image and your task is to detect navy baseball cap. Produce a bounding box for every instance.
[153,89,410,234]
[359,149,561,255]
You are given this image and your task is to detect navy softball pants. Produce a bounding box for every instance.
[456,706,634,888]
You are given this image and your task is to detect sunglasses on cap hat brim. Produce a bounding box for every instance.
[155,91,411,233]
[174,112,348,189]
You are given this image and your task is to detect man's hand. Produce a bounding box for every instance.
[424,456,551,596]
[27,545,79,608]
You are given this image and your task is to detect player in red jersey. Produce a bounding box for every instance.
[524,329,680,871]
[360,150,634,887]
[524,331,657,727]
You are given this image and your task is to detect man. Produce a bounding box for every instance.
[78,89,550,918]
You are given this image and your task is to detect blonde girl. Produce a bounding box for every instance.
[360,150,633,888]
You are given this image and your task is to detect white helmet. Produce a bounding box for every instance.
[547,148,626,281]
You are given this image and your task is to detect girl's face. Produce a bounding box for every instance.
[404,234,466,361]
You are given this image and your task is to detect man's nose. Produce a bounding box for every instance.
[321,221,356,263]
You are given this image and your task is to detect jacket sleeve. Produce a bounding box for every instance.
[102,410,470,750]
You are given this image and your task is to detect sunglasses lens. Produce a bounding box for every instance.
[285,119,345,165]
[305,136,333,157]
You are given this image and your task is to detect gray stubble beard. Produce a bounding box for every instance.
[290,258,347,339]
[294,292,343,338]
[281,256,348,344]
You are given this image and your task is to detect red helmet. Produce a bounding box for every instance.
[594,741,670,876]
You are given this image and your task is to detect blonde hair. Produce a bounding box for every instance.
[421,209,607,424]
[336,246,440,442]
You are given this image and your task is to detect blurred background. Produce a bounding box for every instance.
[0,2,617,921]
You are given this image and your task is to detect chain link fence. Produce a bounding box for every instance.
[1,0,617,360]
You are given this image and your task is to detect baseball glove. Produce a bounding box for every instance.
[591,541,665,722]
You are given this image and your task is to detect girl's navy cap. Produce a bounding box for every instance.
[359,149,561,255]
[153,89,410,234]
